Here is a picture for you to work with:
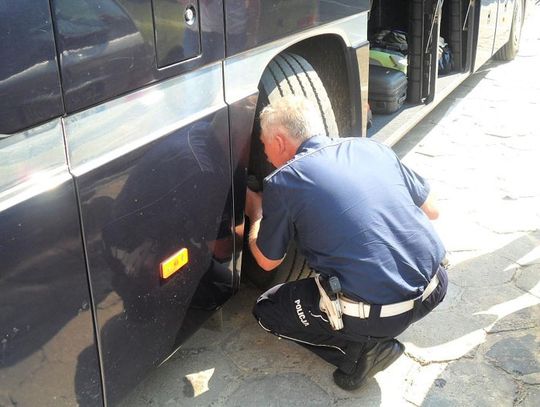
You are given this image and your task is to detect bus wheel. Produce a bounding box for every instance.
[242,52,339,289]
[495,0,523,61]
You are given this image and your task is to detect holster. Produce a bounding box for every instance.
[314,275,344,330]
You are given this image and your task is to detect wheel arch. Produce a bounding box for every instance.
[223,18,367,134]
[240,33,358,145]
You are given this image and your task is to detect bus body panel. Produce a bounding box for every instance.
[0,121,102,406]
[0,0,63,135]
[52,0,226,114]
[63,62,235,403]
[474,0,500,71]
[224,0,371,57]
[493,0,515,52]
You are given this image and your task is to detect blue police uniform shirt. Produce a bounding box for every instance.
[257,135,446,304]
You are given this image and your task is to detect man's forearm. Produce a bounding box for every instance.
[421,192,439,220]
[248,217,283,271]
[248,217,262,254]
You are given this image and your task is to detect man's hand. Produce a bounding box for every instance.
[421,192,439,220]
[245,188,263,221]
[244,188,283,271]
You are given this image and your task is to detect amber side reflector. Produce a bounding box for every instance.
[160,248,189,279]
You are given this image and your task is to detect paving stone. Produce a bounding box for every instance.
[393,129,429,158]
[304,351,414,406]
[432,281,462,312]
[329,398,384,407]
[402,330,486,365]
[499,183,540,202]
[399,310,492,363]
[521,372,540,385]
[444,232,538,270]
[221,318,320,372]
[434,217,507,253]
[519,386,540,407]
[502,135,540,152]
[494,162,540,200]
[485,305,540,333]
[302,355,383,404]
[445,249,497,267]
[422,360,516,407]
[0,393,15,407]
[516,247,540,267]
[422,96,465,126]
[223,373,332,406]
[497,232,540,263]
[402,282,539,361]
[411,134,460,158]
[472,199,540,234]
[119,346,242,407]
[426,160,494,191]
[460,283,529,314]
[485,330,540,377]
[447,254,517,288]
[399,360,448,406]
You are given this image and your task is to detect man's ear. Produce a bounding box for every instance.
[273,131,287,153]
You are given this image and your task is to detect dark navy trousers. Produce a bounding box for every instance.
[253,267,448,374]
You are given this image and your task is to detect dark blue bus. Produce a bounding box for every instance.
[0,1,527,405]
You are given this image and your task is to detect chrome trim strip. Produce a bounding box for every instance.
[64,62,225,176]
[0,119,70,211]
[224,12,369,104]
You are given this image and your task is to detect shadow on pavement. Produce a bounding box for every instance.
[399,231,540,406]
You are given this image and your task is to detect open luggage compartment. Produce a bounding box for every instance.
[367,0,473,141]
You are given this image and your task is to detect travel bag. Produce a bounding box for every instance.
[371,29,408,54]
[368,65,407,114]
[369,48,408,74]
[438,36,454,75]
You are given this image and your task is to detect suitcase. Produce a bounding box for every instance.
[368,65,407,114]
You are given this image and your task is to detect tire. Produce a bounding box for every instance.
[242,52,339,289]
[495,0,524,61]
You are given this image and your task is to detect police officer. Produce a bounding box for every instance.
[245,95,448,391]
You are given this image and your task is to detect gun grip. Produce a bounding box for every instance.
[328,276,341,296]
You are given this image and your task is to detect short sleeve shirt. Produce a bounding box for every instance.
[257,136,446,304]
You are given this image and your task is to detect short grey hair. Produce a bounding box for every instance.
[259,95,325,143]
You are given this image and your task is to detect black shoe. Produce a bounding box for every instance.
[333,339,405,391]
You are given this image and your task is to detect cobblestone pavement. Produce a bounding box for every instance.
[122,5,540,406]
